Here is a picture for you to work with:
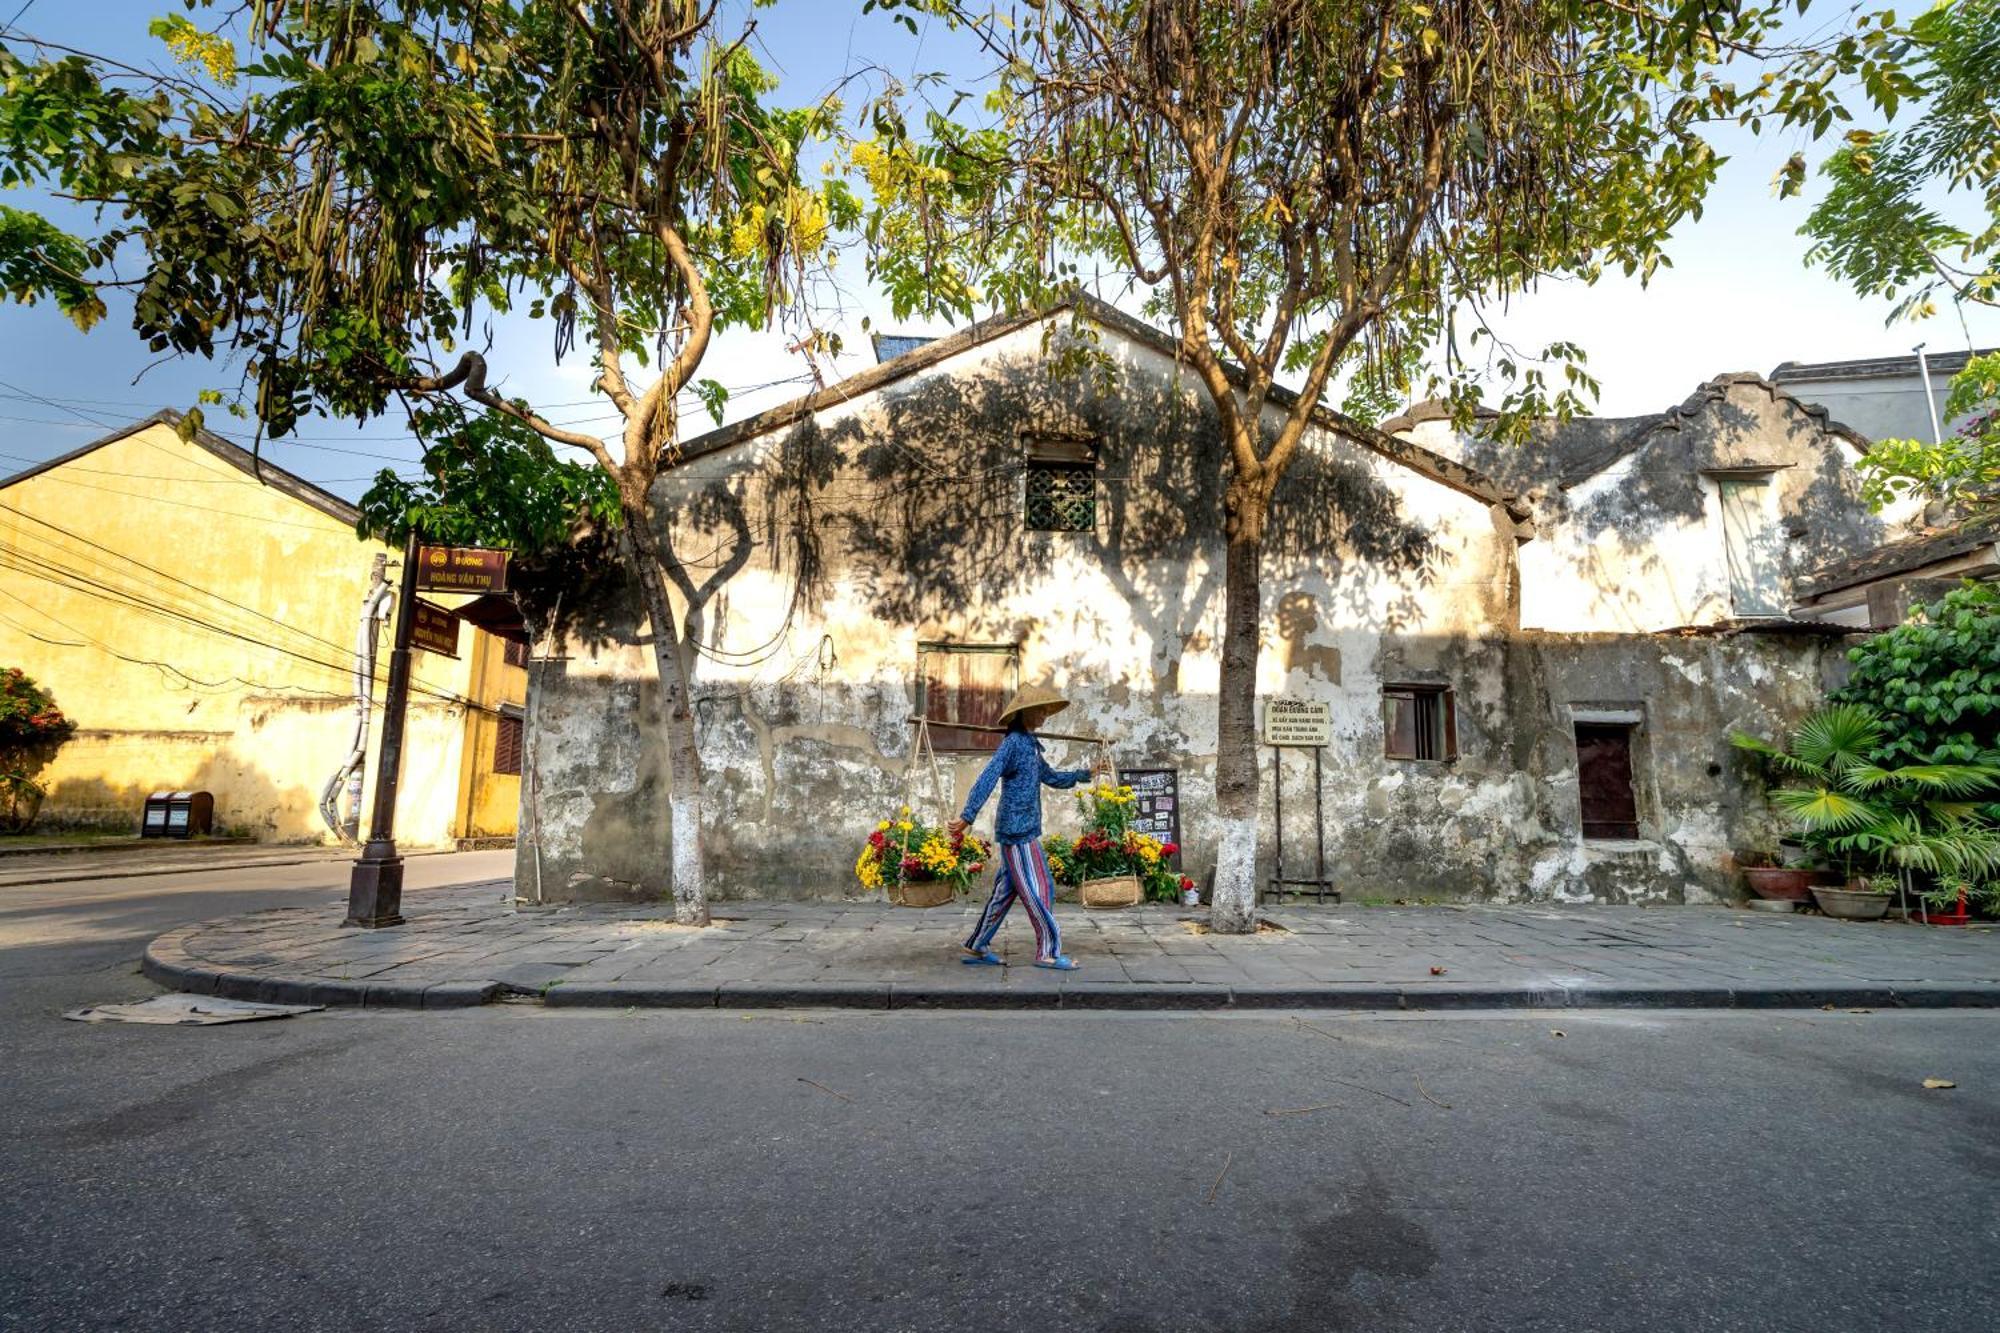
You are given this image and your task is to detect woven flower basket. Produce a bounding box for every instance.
[889,878,956,909]
[1080,874,1142,909]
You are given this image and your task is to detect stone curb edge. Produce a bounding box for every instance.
[141,934,2000,1012]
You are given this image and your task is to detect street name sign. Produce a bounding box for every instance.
[416,545,509,594]
[412,599,462,658]
[1263,696,1331,747]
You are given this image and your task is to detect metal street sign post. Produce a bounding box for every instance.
[1262,696,1338,905]
[345,530,421,928]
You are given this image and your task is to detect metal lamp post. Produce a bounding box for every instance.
[345,529,421,928]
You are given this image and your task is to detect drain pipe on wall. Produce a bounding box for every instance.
[318,554,395,843]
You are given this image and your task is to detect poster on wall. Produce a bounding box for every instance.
[1118,768,1181,870]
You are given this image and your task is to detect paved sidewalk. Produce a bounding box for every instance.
[141,882,2000,1010]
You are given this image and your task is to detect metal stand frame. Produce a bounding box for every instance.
[1266,744,1338,904]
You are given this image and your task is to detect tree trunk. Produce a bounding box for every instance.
[620,490,710,926]
[1209,525,1264,933]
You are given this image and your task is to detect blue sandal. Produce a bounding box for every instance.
[961,948,1004,967]
[1033,955,1079,971]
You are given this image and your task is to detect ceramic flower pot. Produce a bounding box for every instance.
[1742,867,1815,903]
[1810,885,1891,921]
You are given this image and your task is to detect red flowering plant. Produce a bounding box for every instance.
[1,668,76,833]
[854,805,989,894]
[1043,782,1185,903]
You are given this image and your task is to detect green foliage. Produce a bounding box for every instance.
[1855,353,2000,511]
[1731,703,2000,878]
[865,1,1929,448]
[0,3,853,503]
[354,401,620,551]
[1833,582,2000,771]
[0,666,76,778]
[1799,0,1999,321]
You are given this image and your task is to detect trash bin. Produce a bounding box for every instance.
[141,791,214,839]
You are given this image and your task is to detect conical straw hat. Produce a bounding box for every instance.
[995,683,1070,725]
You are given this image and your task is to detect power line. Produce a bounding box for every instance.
[1,501,369,658]
[0,546,512,717]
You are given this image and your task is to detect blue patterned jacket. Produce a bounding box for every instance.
[960,728,1090,845]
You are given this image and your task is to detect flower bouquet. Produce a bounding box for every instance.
[1043,782,1188,909]
[855,806,989,908]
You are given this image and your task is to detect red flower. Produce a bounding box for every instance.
[868,830,886,850]
[969,863,985,874]
[1179,876,1194,890]
[1162,843,1179,856]
[900,856,922,874]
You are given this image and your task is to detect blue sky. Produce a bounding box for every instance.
[2,0,1996,502]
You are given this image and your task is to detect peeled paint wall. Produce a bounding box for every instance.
[520,318,1846,904]
[1402,377,1921,632]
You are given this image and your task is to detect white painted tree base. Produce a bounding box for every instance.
[670,794,709,926]
[1208,815,1258,933]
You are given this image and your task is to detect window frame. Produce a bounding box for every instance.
[1382,683,1458,762]
[1021,431,1098,534]
[915,641,1021,753]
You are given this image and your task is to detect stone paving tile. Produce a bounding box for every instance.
[145,886,2000,1007]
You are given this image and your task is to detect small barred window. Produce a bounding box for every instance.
[1025,460,1095,532]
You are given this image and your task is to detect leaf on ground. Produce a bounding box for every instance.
[1429,965,1447,976]
[1922,1078,1956,1090]
[1550,1029,1566,1038]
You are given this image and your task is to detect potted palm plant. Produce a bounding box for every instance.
[1730,705,2000,918]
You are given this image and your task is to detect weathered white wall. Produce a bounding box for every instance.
[519,318,1850,906]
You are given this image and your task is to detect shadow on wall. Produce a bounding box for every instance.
[41,746,305,839]
[635,347,1449,694]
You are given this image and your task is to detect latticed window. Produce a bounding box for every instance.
[1025,460,1095,532]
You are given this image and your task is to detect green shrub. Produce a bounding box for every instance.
[1833,582,2000,774]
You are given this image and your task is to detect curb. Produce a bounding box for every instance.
[138,932,2000,1012]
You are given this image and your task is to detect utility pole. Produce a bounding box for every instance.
[345,529,421,928]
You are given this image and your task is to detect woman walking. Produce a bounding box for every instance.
[949,685,1089,970]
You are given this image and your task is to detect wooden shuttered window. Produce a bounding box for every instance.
[503,637,529,668]
[1382,685,1457,761]
[918,643,1019,752]
[494,714,524,776]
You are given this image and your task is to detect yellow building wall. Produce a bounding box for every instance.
[0,418,525,844]
[455,629,527,839]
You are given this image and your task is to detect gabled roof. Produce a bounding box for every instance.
[1554,373,1874,490]
[677,294,1530,521]
[0,408,361,527]
[1772,347,1997,384]
[1796,509,2000,599]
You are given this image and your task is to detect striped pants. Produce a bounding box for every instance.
[965,840,1063,960]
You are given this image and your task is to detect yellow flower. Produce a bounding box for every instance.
[897,820,914,832]
[877,820,892,832]
[854,845,884,889]
[900,805,911,816]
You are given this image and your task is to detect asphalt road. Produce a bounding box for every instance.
[3,857,1998,1331]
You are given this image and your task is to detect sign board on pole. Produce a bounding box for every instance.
[412,598,462,658]
[1263,696,1331,747]
[416,545,509,594]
